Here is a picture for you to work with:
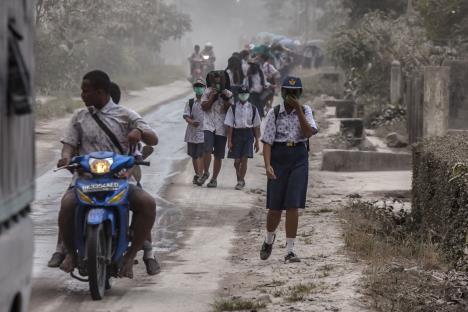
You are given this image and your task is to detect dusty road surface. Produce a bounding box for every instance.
[30,90,265,312]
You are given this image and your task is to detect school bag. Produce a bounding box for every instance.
[188,98,195,116]
[273,105,310,151]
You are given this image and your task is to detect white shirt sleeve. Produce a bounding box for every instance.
[253,106,261,128]
[304,105,318,130]
[224,106,234,127]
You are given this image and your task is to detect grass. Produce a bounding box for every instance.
[285,283,318,302]
[212,297,266,312]
[339,200,458,312]
[36,97,83,120]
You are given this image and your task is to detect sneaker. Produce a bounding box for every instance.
[197,172,209,186]
[143,256,161,275]
[284,252,301,263]
[260,235,276,260]
[192,175,199,184]
[206,179,217,188]
[47,252,65,268]
[235,180,245,190]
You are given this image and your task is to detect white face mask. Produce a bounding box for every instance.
[238,93,250,102]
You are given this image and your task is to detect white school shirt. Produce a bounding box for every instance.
[200,87,233,137]
[183,98,204,143]
[224,101,261,129]
[261,102,318,145]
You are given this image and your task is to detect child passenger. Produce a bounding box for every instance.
[224,85,261,190]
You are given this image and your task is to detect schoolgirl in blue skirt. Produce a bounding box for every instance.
[259,76,318,263]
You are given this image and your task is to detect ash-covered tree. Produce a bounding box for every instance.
[415,0,468,43]
[342,0,407,22]
[35,0,191,94]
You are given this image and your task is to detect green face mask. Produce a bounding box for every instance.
[238,93,250,102]
[215,83,222,92]
[194,86,205,96]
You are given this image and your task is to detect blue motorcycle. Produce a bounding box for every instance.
[58,151,149,300]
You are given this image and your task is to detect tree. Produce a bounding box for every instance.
[342,0,407,22]
[415,0,468,43]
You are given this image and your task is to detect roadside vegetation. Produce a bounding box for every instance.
[340,199,468,311]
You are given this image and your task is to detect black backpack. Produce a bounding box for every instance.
[188,98,195,116]
[232,103,257,127]
[273,105,310,151]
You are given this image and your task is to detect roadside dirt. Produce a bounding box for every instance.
[213,101,411,311]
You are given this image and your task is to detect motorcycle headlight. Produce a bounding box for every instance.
[89,158,113,175]
[202,55,209,60]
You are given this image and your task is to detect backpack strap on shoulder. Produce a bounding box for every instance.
[188,98,195,115]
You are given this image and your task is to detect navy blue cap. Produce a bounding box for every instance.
[239,85,250,94]
[281,76,303,89]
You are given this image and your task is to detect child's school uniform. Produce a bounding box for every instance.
[261,102,318,210]
[224,101,261,159]
[183,98,204,158]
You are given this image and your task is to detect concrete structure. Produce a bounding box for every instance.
[406,71,424,144]
[423,66,450,137]
[443,60,468,130]
[321,149,412,172]
[340,118,364,138]
[391,60,402,104]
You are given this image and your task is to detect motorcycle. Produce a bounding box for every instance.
[56,151,149,300]
[202,54,215,73]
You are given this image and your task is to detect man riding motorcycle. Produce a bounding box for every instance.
[201,42,216,72]
[57,70,158,279]
[188,45,203,82]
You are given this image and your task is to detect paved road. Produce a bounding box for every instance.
[30,95,195,311]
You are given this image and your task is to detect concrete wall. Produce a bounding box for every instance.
[423,66,450,138]
[321,149,412,172]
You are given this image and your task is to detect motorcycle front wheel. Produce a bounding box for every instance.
[86,223,108,300]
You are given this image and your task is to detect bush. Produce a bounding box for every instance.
[412,133,468,269]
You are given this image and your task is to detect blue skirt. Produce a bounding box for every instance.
[266,144,309,210]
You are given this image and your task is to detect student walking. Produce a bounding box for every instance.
[200,71,233,187]
[183,79,206,185]
[224,86,261,190]
[259,76,318,263]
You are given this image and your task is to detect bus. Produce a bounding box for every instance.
[0,1,35,311]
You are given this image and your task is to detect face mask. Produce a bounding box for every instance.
[194,87,205,96]
[215,83,222,92]
[238,93,250,102]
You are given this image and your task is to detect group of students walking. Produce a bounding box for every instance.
[183,47,319,262]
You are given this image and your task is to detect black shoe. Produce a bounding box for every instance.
[206,179,217,188]
[47,252,65,268]
[197,172,209,186]
[260,235,276,260]
[143,256,161,275]
[284,252,301,263]
[192,175,199,184]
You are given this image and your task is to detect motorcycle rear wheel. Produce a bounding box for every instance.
[86,223,108,300]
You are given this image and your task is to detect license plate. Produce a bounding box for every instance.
[81,182,119,193]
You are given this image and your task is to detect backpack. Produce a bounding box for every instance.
[188,98,195,116]
[273,105,310,151]
[232,103,256,127]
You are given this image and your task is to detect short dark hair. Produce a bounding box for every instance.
[240,50,250,59]
[109,82,121,104]
[83,70,111,93]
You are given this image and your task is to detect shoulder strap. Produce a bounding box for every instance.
[251,104,256,124]
[274,105,280,121]
[232,103,237,127]
[189,98,195,114]
[91,113,125,154]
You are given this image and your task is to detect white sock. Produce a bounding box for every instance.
[265,231,276,244]
[286,238,295,254]
[143,241,154,259]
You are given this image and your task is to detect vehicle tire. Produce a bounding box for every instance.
[86,223,108,300]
